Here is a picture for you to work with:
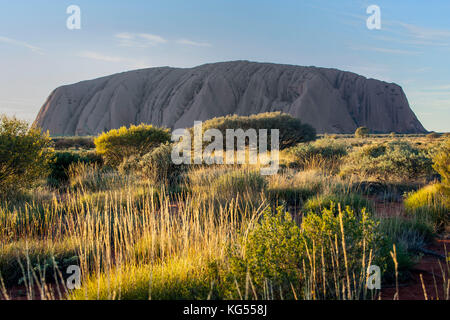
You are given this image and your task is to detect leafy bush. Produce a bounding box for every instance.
[200,112,316,150]
[52,136,95,150]
[0,115,54,196]
[48,151,103,187]
[340,141,433,182]
[138,143,187,188]
[426,132,441,140]
[226,207,305,299]
[355,126,370,138]
[266,185,319,207]
[94,124,171,167]
[226,205,388,299]
[303,193,374,215]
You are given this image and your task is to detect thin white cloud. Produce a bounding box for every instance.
[76,51,153,70]
[0,36,43,54]
[350,45,421,55]
[78,51,123,62]
[417,84,450,92]
[177,39,212,47]
[398,23,450,40]
[115,32,167,47]
[373,21,450,48]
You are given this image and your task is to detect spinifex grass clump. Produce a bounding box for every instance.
[288,138,348,172]
[404,183,449,232]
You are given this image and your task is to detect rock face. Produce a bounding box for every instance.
[34,60,426,135]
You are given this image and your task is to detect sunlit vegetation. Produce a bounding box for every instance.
[0,114,448,300]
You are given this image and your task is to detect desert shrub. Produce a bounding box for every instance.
[266,186,319,207]
[303,193,374,215]
[301,205,390,294]
[226,205,388,299]
[200,112,316,150]
[426,132,441,140]
[355,126,370,138]
[404,183,449,232]
[138,143,187,188]
[288,138,348,171]
[226,207,305,299]
[0,115,54,196]
[48,151,103,187]
[94,124,171,167]
[432,137,450,186]
[340,141,433,182]
[52,136,95,150]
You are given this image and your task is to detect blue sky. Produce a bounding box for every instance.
[0,0,449,132]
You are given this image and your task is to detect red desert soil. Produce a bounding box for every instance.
[374,197,449,300]
[380,239,449,300]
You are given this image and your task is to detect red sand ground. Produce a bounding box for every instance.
[380,239,449,300]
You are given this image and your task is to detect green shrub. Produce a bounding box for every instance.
[266,185,319,207]
[94,124,171,167]
[226,205,388,299]
[226,207,305,299]
[340,141,433,182]
[355,126,370,138]
[303,193,374,216]
[138,143,187,188]
[48,151,103,187]
[52,136,95,150]
[0,115,54,196]
[200,112,316,150]
[426,132,441,140]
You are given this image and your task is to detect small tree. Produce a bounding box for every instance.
[94,124,171,167]
[0,115,54,195]
[200,112,316,150]
[355,126,370,138]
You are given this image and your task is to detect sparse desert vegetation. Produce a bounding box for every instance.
[0,113,448,300]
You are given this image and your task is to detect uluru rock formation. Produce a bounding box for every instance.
[34,60,426,135]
